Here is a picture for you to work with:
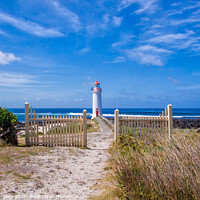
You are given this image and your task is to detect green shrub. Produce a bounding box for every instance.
[0,107,18,146]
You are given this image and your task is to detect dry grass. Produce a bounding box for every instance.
[93,130,200,200]
[87,119,100,133]
[0,145,50,166]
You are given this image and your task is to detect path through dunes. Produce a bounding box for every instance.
[0,117,113,200]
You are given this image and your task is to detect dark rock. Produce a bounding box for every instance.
[78,181,86,185]
[8,191,16,194]
[35,182,44,189]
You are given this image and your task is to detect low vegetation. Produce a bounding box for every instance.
[0,146,50,166]
[87,119,100,133]
[92,130,200,200]
[0,107,18,146]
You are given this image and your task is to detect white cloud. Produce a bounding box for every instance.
[112,34,135,48]
[111,56,126,63]
[113,16,123,27]
[51,1,81,32]
[0,30,6,35]
[0,51,21,65]
[0,12,64,37]
[170,17,200,26]
[118,0,158,14]
[79,47,90,54]
[136,45,172,53]
[125,45,171,66]
[148,33,192,44]
[0,72,36,87]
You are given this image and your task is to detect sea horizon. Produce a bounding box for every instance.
[7,108,200,122]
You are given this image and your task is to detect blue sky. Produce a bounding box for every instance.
[0,0,200,108]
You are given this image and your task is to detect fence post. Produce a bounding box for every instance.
[25,102,30,146]
[114,109,119,141]
[83,109,87,148]
[167,104,173,139]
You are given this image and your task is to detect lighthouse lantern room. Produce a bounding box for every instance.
[92,81,102,119]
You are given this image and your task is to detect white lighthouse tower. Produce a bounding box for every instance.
[92,80,102,119]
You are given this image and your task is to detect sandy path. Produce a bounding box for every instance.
[0,118,113,200]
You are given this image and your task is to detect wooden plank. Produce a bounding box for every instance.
[66,117,69,146]
[53,116,56,146]
[71,116,74,146]
[45,116,47,146]
[42,116,44,145]
[168,104,173,139]
[51,116,53,146]
[25,102,30,146]
[136,117,138,140]
[165,108,168,135]
[59,116,62,146]
[162,111,164,136]
[74,116,77,147]
[30,106,33,145]
[63,116,66,146]
[48,116,51,146]
[144,117,147,142]
[33,110,36,145]
[37,113,39,145]
[83,110,87,148]
[125,117,128,135]
[134,117,136,137]
[60,116,63,146]
[80,120,83,147]
[131,117,133,135]
[77,116,80,147]
[69,116,71,146]
[153,117,156,140]
[64,116,66,146]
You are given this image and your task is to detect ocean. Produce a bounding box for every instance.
[7,108,200,122]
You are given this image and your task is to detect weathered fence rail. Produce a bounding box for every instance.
[114,104,173,141]
[25,102,87,147]
[98,114,114,130]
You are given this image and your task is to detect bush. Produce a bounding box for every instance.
[108,133,200,200]
[0,107,18,146]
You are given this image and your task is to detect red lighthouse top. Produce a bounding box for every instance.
[94,80,100,85]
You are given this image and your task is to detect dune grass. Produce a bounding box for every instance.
[0,145,50,166]
[91,130,200,200]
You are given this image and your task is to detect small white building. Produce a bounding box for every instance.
[92,81,102,119]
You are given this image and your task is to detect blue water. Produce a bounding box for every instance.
[7,108,200,122]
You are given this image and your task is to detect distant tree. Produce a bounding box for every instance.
[0,108,18,146]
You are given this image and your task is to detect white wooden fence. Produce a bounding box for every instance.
[25,102,87,147]
[114,104,173,141]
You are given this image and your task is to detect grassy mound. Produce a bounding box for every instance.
[92,131,200,200]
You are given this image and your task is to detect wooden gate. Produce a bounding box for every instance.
[25,102,87,147]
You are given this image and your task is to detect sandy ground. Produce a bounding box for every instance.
[0,118,113,200]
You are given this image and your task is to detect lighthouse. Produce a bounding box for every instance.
[92,81,102,119]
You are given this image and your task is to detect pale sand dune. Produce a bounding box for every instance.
[0,118,113,200]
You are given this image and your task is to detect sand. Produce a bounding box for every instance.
[0,118,113,200]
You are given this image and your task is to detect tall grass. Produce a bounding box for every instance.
[108,132,200,200]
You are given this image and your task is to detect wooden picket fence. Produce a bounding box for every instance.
[25,102,87,147]
[114,104,173,141]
